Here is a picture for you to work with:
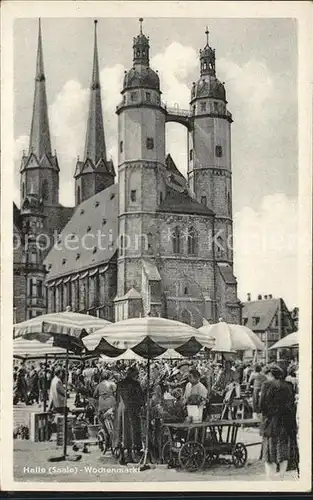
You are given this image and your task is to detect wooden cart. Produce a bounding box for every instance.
[162,420,250,472]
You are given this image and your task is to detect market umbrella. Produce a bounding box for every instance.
[83,316,215,469]
[100,349,143,363]
[156,348,184,360]
[199,321,265,353]
[13,309,111,461]
[269,331,299,350]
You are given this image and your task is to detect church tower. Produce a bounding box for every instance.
[115,18,167,314]
[20,19,59,207]
[74,20,115,205]
[188,28,233,265]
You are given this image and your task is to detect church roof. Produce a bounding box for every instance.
[28,19,53,160]
[44,184,118,279]
[157,187,214,217]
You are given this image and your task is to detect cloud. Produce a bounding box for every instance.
[233,193,298,308]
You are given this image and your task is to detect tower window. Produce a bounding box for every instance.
[145,92,151,102]
[120,141,123,153]
[130,190,137,202]
[201,196,207,206]
[188,227,197,255]
[146,138,154,150]
[200,102,206,112]
[130,91,137,102]
[172,226,180,254]
[215,145,223,157]
[189,149,193,161]
[41,180,49,201]
[37,280,43,298]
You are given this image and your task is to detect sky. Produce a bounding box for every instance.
[13,17,299,308]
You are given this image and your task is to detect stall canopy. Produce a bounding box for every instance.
[199,321,265,352]
[269,331,299,350]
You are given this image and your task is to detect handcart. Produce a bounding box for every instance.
[162,420,248,472]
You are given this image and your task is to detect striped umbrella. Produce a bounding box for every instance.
[83,316,215,357]
[199,321,265,353]
[13,309,111,461]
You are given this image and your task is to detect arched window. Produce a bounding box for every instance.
[181,309,192,325]
[188,227,197,255]
[77,186,81,205]
[172,226,180,254]
[216,235,223,257]
[41,180,49,201]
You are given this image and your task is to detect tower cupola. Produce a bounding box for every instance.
[133,18,150,66]
[200,27,216,77]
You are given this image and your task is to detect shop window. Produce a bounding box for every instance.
[146,137,154,150]
[215,145,223,157]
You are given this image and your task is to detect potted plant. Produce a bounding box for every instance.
[186,394,206,422]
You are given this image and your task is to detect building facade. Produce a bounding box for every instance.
[14,19,241,328]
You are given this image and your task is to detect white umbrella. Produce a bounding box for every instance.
[100,349,143,362]
[199,321,265,352]
[269,331,298,350]
[156,348,184,360]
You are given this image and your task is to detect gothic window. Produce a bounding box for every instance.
[136,49,141,57]
[188,227,197,255]
[41,179,49,201]
[145,92,151,102]
[146,137,154,150]
[77,186,81,205]
[172,226,180,254]
[203,61,207,70]
[147,232,153,252]
[201,195,207,206]
[120,235,124,256]
[215,145,223,157]
[181,309,192,325]
[130,189,136,202]
[28,278,36,297]
[200,102,206,112]
[216,235,223,257]
[120,141,123,153]
[184,286,188,295]
[189,149,193,161]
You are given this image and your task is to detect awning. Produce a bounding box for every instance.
[99,265,109,274]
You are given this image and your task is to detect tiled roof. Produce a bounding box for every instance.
[44,184,118,280]
[157,187,214,217]
[217,262,237,285]
[242,299,280,332]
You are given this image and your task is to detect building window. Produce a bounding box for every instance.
[189,149,193,161]
[184,286,188,295]
[215,145,223,157]
[200,102,206,112]
[145,92,151,102]
[188,227,197,255]
[120,235,124,256]
[147,232,153,252]
[120,141,123,153]
[130,190,136,202]
[77,186,81,205]
[37,280,43,298]
[130,91,137,102]
[22,182,25,199]
[172,226,180,254]
[201,195,207,206]
[146,137,154,150]
[216,235,223,257]
[252,316,260,327]
[30,248,37,264]
[41,179,49,201]
[242,318,248,326]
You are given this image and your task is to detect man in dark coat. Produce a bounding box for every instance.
[114,365,145,464]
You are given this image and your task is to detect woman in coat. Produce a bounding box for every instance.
[259,365,299,479]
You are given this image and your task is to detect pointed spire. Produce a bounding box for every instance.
[205,26,209,46]
[29,19,52,159]
[84,20,107,164]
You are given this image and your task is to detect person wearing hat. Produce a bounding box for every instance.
[259,365,299,479]
[114,365,145,464]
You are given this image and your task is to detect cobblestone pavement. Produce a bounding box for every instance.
[13,403,298,483]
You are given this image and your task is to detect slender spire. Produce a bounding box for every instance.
[84,20,107,164]
[29,18,52,158]
[205,26,209,46]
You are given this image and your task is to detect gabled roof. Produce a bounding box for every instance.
[242,298,280,332]
[44,184,118,280]
[157,187,214,217]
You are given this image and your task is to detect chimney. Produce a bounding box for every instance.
[247,293,251,302]
[264,295,268,300]
[257,294,262,300]
[268,294,273,299]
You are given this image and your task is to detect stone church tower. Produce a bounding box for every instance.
[74,20,115,205]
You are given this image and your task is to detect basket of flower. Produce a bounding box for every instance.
[186,394,206,422]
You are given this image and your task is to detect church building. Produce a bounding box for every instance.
[13,19,241,328]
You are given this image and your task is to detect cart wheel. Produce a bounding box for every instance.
[206,451,219,467]
[161,441,172,464]
[232,442,247,468]
[178,441,206,472]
